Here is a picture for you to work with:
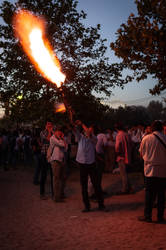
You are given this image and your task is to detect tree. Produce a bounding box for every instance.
[110,0,166,95]
[147,100,164,121]
[0,0,125,124]
[114,106,150,127]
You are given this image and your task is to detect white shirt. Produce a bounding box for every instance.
[50,135,66,162]
[139,131,166,177]
[96,133,107,154]
[106,133,115,147]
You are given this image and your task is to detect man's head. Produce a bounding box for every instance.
[151,120,163,132]
[54,130,64,139]
[145,125,152,134]
[53,126,64,139]
[46,121,53,131]
[84,126,94,137]
[163,120,166,135]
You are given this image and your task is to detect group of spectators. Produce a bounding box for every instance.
[0,128,33,171]
[0,119,166,222]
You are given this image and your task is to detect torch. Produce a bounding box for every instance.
[12,9,73,123]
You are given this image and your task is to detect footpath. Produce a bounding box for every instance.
[0,166,166,250]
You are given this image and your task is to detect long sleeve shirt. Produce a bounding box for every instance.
[115,130,132,165]
[74,129,97,164]
[50,135,66,162]
[96,133,108,154]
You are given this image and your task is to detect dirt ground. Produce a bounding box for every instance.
[0,166,166,250]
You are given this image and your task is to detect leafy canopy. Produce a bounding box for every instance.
[0,0,125,123]
[110,0,166,95]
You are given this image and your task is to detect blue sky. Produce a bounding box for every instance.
[2,0,166,108]
[77,0,165,107]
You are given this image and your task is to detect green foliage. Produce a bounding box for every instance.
[0,115,14,129]
[114,105,151,127]
[1,98,165,129]
[147,100,164,121]
[0,0,125,124]
[110,0,166,95]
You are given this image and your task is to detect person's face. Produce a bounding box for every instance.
[46,122,53,131]
[88,127,94,134]
[145,126,151,134]
[84,127,93,137]
[54,130,63,139]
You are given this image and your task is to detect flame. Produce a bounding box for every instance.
[13,9,65,87]
[55,103,66,113]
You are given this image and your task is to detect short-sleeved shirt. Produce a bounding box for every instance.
[139,131,166,177]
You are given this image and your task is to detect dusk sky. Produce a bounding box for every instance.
[2,0,166,108]
[77,0,165,107]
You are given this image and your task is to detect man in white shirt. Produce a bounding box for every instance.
[138,120,166,223]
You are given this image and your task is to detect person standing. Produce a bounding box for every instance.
[1,129,9,171]
[49,127,67,202]
[23,129,32,167]
[138,120,166,223]
[115,123,133,194]
[32,129,42,185]
[95,126,108,192]
[74,120,105,212]
[40,122,53,200]
[105,129,116,173]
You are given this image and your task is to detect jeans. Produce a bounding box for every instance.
[33,153,42,184]
[24,148,33,166]
[40,153,53,197]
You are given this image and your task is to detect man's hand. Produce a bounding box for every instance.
[75,120,82,126]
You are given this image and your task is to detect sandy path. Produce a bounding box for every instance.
[0,167,166,250]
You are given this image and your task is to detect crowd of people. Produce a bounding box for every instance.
[0,119,166,222]
[0,128,33,171]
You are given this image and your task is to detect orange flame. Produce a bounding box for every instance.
[55,103,66,113]
[13,9,65,87]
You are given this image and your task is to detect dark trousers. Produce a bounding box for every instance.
[79,163,104,209]
[1,147,8,169]
[144,177,166,220]
[96,153,105,190]
[33,153,42,184]
[40,153,53,197]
